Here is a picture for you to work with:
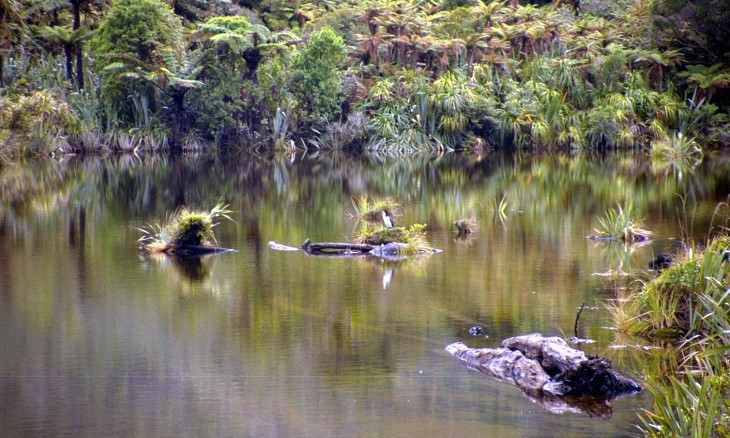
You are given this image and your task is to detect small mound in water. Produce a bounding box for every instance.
[137,202,233,255]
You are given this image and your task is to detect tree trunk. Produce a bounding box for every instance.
[75,43,84,89]
[170,91,186,154]
[64,43,74,82]
[72,0,84,89]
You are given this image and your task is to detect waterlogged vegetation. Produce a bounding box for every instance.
[593,203,652,243]
[1,0,729,154]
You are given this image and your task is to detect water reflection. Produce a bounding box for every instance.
[0,151,728,437]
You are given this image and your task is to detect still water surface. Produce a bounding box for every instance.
[1,151,728,437]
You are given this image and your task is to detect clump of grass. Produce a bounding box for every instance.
[356,223,435,255]
[358,226,408,245]
[640,364,730,437]
[650,132,703,161]
[352,195,400,223]
[137,202,233,253]
[595,203,652,242]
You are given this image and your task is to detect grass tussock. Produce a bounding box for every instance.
[613,235,730,342]
[595,203,652,242]
[352,195,400,223]
[356,223,435,255]
[651,132,703,161]
[137,202,232,253]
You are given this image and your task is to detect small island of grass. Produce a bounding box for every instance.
[137,202,233,256]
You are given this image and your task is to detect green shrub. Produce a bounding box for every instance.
[290,27,347,129]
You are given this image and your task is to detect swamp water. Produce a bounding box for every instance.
[1,151,728,437]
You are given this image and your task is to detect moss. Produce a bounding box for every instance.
[359,227,408,245]
[170,211,212,247]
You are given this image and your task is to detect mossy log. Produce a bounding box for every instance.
[446,334,641,417]
[361,228,407,245]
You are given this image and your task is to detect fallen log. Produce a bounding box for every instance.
[301,239,375,255]
[446,333,641,417]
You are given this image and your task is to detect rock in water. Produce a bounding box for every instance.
[446,333,642,416]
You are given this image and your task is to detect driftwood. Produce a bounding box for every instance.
[298,239,414,259]
[446,333,641,417]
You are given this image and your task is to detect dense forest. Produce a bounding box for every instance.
[0,0,729,154]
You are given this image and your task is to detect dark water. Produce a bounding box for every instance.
[1,151,728,437]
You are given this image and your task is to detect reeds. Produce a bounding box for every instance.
[640,366,729,437]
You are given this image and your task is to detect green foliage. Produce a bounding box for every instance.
[641,369,730,437]
[189,62,247,143]
[0,90,79,138]
[352,195,400,223]
[595,203,652,242]
[92,0,185,105]
[137,202,233,253]
[6,0,729,151]
[290,27,346,128]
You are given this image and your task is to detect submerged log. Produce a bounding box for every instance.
[167,245,235,256]
[446,334,641,417]
[301,239,375,255]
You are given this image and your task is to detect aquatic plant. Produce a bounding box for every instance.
[137,202,232,253]
[356,223,433,255]
[650,132,703,164]
[595,203,652,242]
[352,195,400,224]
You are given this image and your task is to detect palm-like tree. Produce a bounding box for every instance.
[677,63,729,103]
[197,16,299,82]
[39,24,93,85]
[107,51,204,151]
[628,47,684,91]
[355,30,388,69]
